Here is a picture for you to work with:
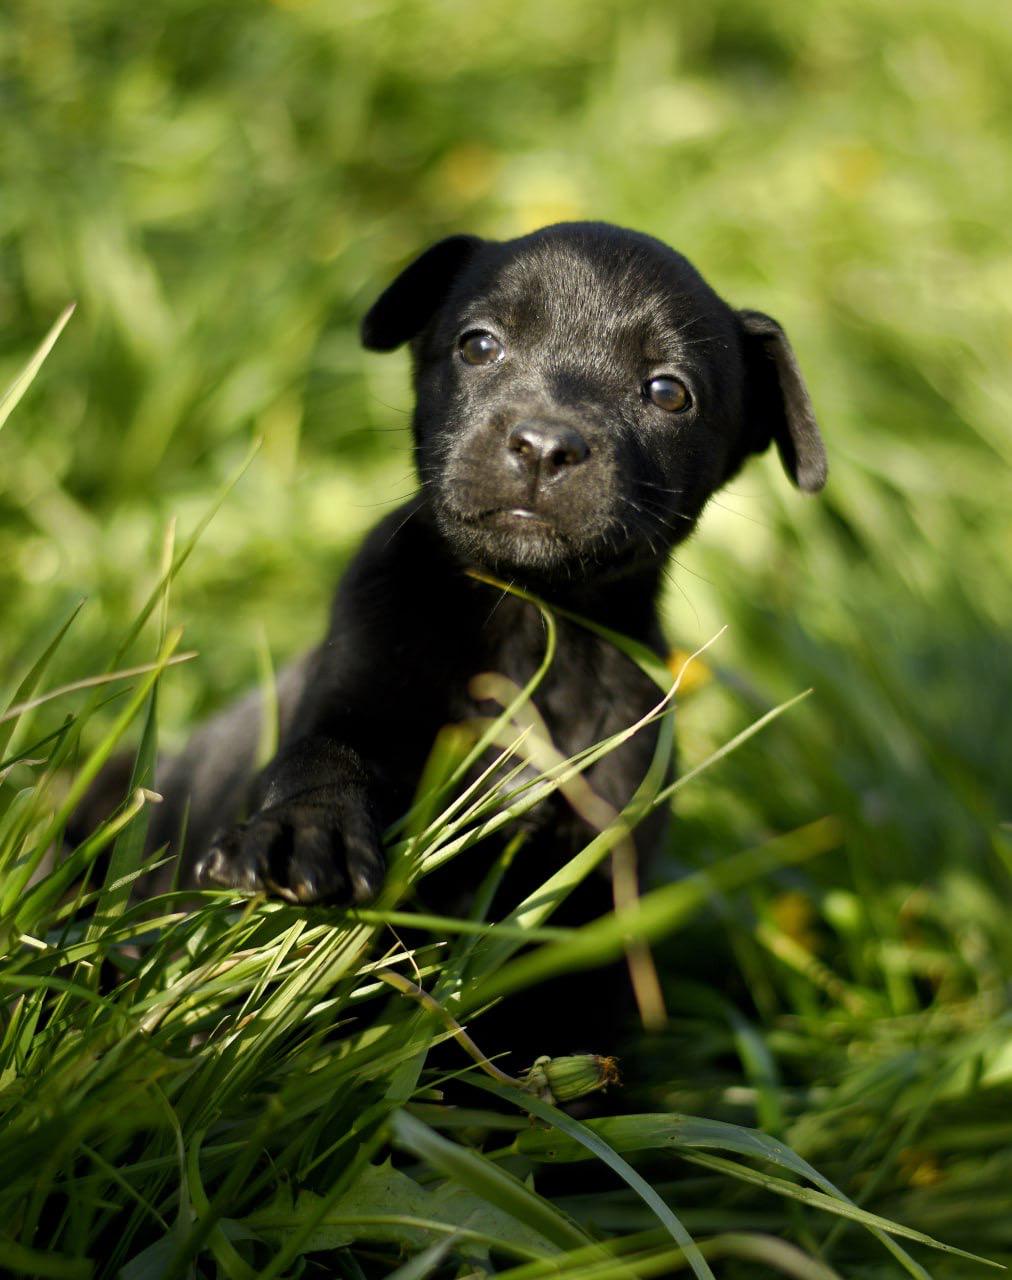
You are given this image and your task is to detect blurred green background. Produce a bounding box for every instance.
[2,0,1010,839]
[2,0,1008,845]
[2,0,1012,1263]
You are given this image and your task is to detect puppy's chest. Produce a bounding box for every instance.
[454,609,662,814]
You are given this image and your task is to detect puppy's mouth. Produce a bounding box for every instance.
[466,506,560,534]
[435,498,589,577]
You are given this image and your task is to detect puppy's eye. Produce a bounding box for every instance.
[459,330,504,366]
[645,376,690,413]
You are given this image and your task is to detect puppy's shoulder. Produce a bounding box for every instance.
[327,499,471,649]
[339,499,446,593]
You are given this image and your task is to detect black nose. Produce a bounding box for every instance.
[506,421,590,473]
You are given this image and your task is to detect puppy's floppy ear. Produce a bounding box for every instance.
[361,235,484,352]
[739,309,827,493]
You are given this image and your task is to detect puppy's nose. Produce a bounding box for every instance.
[506,421,590,473]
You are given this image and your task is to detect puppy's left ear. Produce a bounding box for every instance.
[361,235,485,352]
[739,309,827,493]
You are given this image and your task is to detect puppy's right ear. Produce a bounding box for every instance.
[361,235,484,352]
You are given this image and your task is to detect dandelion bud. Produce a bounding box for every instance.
[521,1054,620,1104]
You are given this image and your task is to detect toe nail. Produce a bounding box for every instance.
[351,869,379,904]
[196,849,222,885]
[294,875,318,903]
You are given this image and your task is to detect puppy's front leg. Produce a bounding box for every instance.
[189,503,465,906]
[194,735,385,904]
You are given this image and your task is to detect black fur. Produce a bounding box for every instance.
[82,222,825,920]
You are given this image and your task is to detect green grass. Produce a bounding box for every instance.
[1,0,1010,1275]
[0,493,1000,1280]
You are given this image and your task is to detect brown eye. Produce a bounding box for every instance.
[645,375,690,412]
[459,330,504,366]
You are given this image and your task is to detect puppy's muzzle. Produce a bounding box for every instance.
[506,419,590,488]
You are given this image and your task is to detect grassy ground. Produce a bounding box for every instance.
[1,0,1010,1275]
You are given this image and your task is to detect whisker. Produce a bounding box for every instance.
[369,397,412,416]
[620,493,694,536]
[674,335,724,350]
[337,424,412,445]
[707,496,774,531]
[661,561,700,628]
[350,490,421,509]
[616,497,716,594]
[638,480,686,501]
[670,314,706,337]
[633,500,691,537]
[380,501,423,551]
[667,553,716,589]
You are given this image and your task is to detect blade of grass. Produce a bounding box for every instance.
[0,601,84,757]
[678,1151,999,1271]
[389,1109,591,1254]
[0,1238,91,1280]
[0,654,197,725]
[461,817,841,1012]
[0,629,185,913]
[386,599,558,843]
[0,302,75,433]
[109,437,261,669]
[95,669,160,923]
[471,1079,716,1280]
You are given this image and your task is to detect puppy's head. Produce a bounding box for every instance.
[362,223,826,586]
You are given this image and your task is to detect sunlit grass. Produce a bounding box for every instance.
[1,0,1010,1274]
[1,326,1008,1278]
[0,572,992,1277]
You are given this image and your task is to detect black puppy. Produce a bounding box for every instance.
[129,222,825,914]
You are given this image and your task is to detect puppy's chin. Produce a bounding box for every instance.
[437,506,571,575]
[435,504,637,584]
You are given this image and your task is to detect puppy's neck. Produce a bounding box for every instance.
[383,497,664,642]
[532,569,662,634]
[466,562,665,644]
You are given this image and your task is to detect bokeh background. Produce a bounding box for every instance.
[2,0,1011,1257]
[3,0,1009,856]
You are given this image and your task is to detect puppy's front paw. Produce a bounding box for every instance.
[195,801,384,905]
